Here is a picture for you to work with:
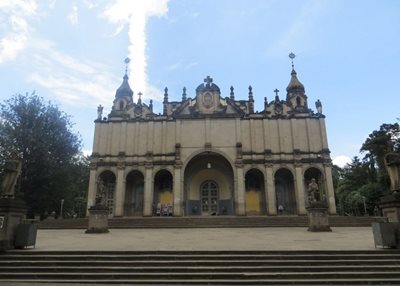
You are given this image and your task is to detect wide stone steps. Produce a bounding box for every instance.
[1,251,400,285]
[39,216,386,229]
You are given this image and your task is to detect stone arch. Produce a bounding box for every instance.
[184,152,234,216]
[304,167,325,203]
[274,168,296,215]
[245,168,266,215]
[124,170,144,216]
[153,169,173,216]
[98,170,116,217]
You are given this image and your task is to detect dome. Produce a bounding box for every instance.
[286,69,305,92]
[115,74,133,98]
[196,76,220,93]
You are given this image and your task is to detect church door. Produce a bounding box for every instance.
[201,181,219,215]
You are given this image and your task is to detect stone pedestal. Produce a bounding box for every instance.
[85,204,109,234]
[0,198,27,250]
[380,194,400,223]
[306,202,332,232]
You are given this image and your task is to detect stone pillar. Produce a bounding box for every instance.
[235,166,245,215]
[173,166,183,216]
[0,199,27,250]
[324,164,337,214]
[143,165,154,216]
[294,166,306,215]
[306,203,332,232]
[86,204,109,234]
[265,165,277,215]
[114,165,125,217]
[86,167,97,213]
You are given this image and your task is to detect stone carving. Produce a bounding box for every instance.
[385,153,400,193]
[97,105,103,120]
[307,178,320,204]
[0,160,22,199]
[95,178,107,206]
[315,100,322,114]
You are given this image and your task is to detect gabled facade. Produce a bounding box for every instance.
[87,67,337,217]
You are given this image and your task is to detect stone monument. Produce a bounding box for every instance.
[86,178,109,234]
[0,160,28,250]
[379,153,400,222]
[372,153,400,248]
[306,178,331,232]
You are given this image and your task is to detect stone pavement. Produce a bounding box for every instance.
[32,227,377,251]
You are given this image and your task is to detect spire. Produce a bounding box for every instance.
[115,58,133,98]
[182,87,187,101]
[230,86,235,100]
[286,53,304,93]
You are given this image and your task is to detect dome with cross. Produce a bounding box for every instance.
[196,75,220,93]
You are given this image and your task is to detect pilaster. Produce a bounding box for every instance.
[265,164,276,215]
[173,165,183,216]
[143,165,154,216]
[114,163,125,217]
[295,165,306,215]
[235,164,245,215]
[86,164,97,216]
[323,163,337,214]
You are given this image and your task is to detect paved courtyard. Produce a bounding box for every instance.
[33,227,377,251]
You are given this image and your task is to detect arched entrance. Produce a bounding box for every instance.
[124,171,144,216]
[304,167,325,204]
[184,152,234,216]
[275,168,296,215]
[245,169,266,215]
[153,170,173,216]
[98,171,116,217]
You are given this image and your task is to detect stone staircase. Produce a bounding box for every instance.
[39,216,387,229]
[0,250,400,285]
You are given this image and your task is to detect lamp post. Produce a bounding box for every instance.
[362,196,367,216]
[60,199,64,219]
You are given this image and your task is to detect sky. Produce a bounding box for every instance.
[0,0,399,168]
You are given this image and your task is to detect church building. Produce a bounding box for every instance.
[87,61,337,217]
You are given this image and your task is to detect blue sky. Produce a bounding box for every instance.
[0,0,399,167]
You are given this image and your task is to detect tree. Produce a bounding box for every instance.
[0,93,85,217]
[361,123,400,190]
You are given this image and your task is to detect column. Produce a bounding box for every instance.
[265,165,276,215]
[295,166,306,215]
[173,166,183,216]
[86,167,97,216]
[114,165,125,217]
[235,166,245,215]
[324,164,337,214]
[143,166,154,216]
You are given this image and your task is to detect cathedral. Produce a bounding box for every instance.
[87,61,337,217]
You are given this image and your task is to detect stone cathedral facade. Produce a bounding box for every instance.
[86,66,337,217]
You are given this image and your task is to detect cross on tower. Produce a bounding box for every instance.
[204,76,213,86]
[274,88,279,97]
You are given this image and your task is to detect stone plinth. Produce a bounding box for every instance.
[85,204,109,234]
[0,198,27,250]
[306,202,332,232]
[379,193,400,223]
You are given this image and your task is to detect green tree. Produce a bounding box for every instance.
[361,123,400,190]
[0,93,85,217]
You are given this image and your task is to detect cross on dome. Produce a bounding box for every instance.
[204,76,213,85]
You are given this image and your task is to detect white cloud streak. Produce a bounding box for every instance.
[26,40,119,108]
[102,0,169,101]
[0,0,37,63]
[67,3,78,25]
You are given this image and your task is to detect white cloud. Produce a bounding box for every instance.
[26,40,120,108]
[0,0,37,64]
[332,155,352,168]
[67,3,78,25]
[102,0,169,101]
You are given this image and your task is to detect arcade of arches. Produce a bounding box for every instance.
[92,152,331,217]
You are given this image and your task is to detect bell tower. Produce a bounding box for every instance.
[286,53,308,111]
